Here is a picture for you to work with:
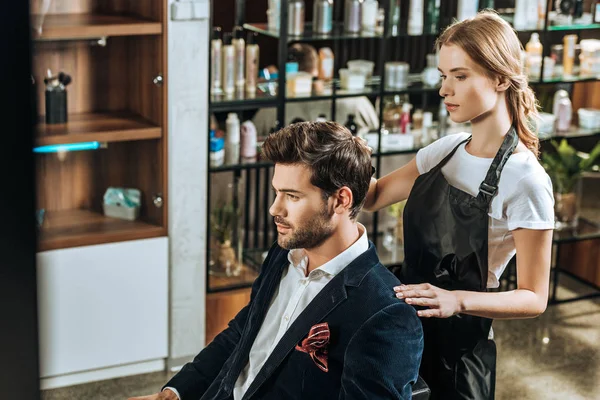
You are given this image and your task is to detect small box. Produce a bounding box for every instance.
[103,203,140,221]
[102,187,141,221]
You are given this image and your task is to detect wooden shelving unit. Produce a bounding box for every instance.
[33,13,162,40]
[35,111,161,146]
[33,0,168,252]
[38,209,165,252]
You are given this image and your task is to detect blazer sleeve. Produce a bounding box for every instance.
[163,244,283,400]
[339,302,424,400]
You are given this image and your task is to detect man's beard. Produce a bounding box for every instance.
[275,205,334,250]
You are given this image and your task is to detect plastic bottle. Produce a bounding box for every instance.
[422,111,434,145]
[245,33,259,94]
[318,47,334,81]
[226,113,240,164]
[241,120,257,159]
[222,33,235,95]
[408,0,424,35]
[400,103,412,134]
[313,0,333,34]
[232,26,245,91]
[362,0,379,33]
[211,27,223,96]
[526,33,543,79]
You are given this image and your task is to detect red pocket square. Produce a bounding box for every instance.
[295,322,330,372]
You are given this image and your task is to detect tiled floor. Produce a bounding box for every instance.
[42,273,600,400]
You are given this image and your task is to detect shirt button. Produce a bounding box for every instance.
[302,280,308,285]
[284,315,289,321]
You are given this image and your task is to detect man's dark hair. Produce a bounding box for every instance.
[262,122,372,219]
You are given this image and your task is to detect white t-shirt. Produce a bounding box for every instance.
[415,132,555,288]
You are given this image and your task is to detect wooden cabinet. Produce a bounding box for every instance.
[31,1,170,387]
[32,0,168,251]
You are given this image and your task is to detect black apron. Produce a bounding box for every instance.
[398,127,519,400]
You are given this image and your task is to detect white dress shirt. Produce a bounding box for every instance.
[233,224,369,400]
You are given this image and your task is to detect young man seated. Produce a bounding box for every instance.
[131,122,423,400]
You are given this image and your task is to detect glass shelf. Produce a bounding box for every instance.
[208,233,405,293]
[210,159,274,173]
[547,22,600,31]
[210,88,278,112]
[540,74,600,84]
[384,81,441,96]
[208,260,260,293]
[286,78,381,102]
[243,22,384,42]
[539,126,600,141]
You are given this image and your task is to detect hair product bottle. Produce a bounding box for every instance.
[408,0,424,35]
[288,0,305,36]
[313,0,333,34]
[563,34,578,77]
[241,120,258,159]
[226,113,241,164]
[318,47,334,81]
[362,0,379,33]
[525,33,543,79]
[425,0,441,34]
[232,26,245,91]
[222,33,235,95]
[344,0,362,33]
[211,27,223,96]
[245,32,259,94]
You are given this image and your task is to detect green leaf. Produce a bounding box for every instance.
[580,141,600,172]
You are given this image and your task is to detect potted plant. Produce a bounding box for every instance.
[541,139,600,229]
[210,201,241,276]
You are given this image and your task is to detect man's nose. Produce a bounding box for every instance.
[269,195,282,217]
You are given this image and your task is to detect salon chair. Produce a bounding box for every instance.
[413,375,430,399]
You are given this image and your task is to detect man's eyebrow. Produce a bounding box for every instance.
[438,67,470,73]
[272,185,303,194]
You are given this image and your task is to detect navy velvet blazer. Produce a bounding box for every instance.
[165,241,424,399]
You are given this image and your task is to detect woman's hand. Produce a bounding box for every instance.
[394,283,463,318]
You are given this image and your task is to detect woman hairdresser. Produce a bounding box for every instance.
[363,11,554,399]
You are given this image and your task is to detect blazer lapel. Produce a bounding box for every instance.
[242,280,348,400]
[241,242,380,400]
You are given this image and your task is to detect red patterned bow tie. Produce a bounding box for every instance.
[295,322,330,372]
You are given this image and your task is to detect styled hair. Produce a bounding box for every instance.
[262,122,372,219]
[288,43,319,75]
[436,10,540,156]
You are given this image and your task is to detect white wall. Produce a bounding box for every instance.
[167,0,210,367]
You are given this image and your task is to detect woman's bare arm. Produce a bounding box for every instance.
[363,158,421,212]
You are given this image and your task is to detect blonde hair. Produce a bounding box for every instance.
[436,10,540,156]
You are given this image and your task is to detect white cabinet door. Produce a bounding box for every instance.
[37,237,168,378]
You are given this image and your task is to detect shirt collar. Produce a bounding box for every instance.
[287,223,369,278]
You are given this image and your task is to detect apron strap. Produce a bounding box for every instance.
[477,126,520,205]
[433,136,472,171]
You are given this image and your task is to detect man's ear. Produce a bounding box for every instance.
[333,187,353,215]
[496,75,510,92]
